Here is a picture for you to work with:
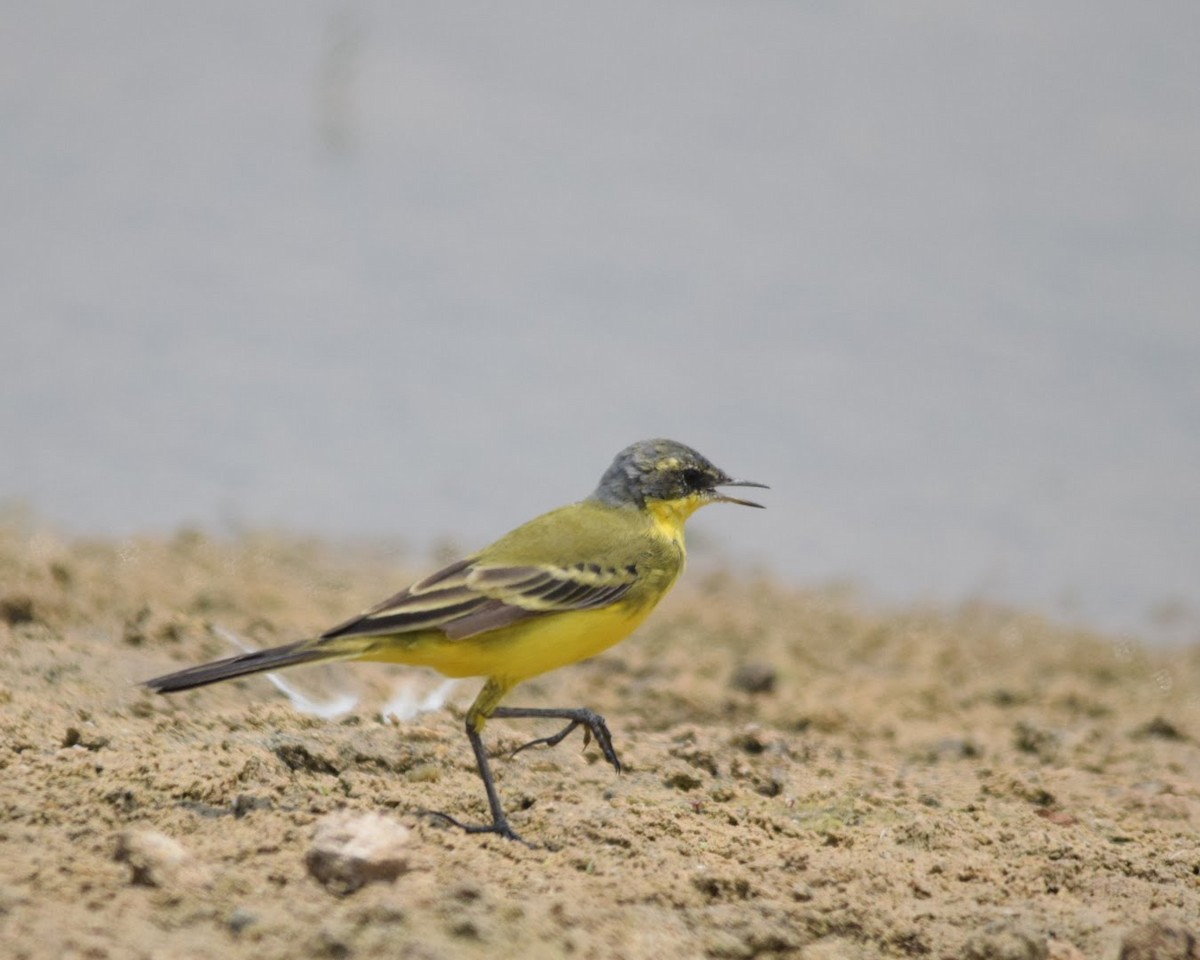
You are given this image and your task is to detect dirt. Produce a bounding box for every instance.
[1,525,1198,959]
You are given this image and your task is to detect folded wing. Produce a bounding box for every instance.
[321,557,640,643]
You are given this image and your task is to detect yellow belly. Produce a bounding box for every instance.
[360,600,657,683]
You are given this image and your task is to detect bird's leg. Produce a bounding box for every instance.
[495,706,622,774]
[423,716,527,844]
[423,679,529,844]
[422,683,621,844]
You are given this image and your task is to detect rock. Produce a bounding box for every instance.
[1119,921,1198,960]
[0,593,35,625]
[114,829,212,888]
[305,811,412,894]
[730,662,777,694]
[963,922,1049,960]
[227,908,258,934]
[1132,717,1187,741]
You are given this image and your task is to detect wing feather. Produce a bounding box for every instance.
[320,557,639,644]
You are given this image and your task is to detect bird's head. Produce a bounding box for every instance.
[591,439,767,513]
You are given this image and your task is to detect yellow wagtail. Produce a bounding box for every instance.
[144,439,767,842]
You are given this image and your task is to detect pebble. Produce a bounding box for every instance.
[114,829,212,888]
[729,662,778,694]
[227,908,258,934]
[1119,921,1198,960]
[305,811,412,895]
[963,922,1049,960]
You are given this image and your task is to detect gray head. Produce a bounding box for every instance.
[591,439,767,509]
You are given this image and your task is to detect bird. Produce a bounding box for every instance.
[143,438,767,843]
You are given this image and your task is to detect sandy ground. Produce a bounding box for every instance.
[1,525,1198,960]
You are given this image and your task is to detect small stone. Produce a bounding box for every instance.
[306,811,412,895]
[1119,921,1198,960]
[227,908,258,934]
[662,767,704,792]
[62,726,109,751]
[730,727,768,754]
[1133,718,1187,741]
[0,594,35,625]
[730,662,777,694]
[964,922,1049,960]
[115,829,212,888]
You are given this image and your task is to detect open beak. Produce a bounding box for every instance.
[711,478,769,509]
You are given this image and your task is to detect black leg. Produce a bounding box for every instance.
[424,716,528,845]
[424,693,621,845]
[493,706,622,774]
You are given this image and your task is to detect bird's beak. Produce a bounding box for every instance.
[711,478,769,509]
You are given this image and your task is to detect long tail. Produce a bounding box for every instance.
[143,638,361,694]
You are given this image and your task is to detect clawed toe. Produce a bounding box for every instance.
[510,719,583,758]
[500,708,623,774]
[421,809,530,846]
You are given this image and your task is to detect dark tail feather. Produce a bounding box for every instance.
[143,640,335,694]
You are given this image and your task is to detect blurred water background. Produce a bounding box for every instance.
[3,3,1198,644]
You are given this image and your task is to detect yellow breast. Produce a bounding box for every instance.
[376,601,655,683]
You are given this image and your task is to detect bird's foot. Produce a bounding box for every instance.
[509,708,622,774]
[421,809,531,846]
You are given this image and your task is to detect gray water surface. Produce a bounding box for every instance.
[4,3,1199,643]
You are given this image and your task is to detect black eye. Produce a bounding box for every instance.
[681,468,705,490]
